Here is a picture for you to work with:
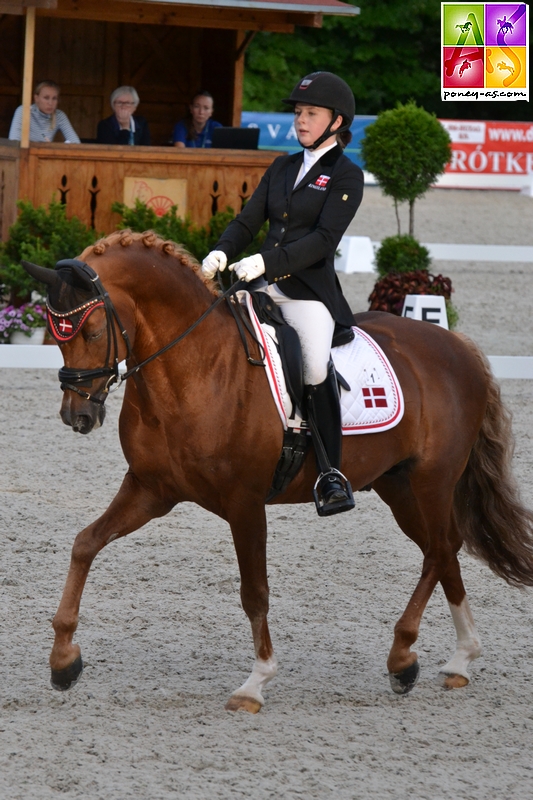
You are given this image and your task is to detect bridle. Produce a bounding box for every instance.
[49,259,256,406]
[48,260,133,405]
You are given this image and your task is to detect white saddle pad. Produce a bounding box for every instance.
[243,292,404,435]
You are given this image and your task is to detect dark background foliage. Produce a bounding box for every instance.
[244,0,531,121]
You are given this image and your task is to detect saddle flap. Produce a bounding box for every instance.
[251,291,305,408]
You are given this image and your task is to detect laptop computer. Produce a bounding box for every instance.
[211,127,260,150]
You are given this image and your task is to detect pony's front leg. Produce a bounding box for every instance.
[387,560,440,694]
[50,473,171,691]
[225,504,277,713]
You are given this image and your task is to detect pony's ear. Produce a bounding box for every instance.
[21,260,61,288]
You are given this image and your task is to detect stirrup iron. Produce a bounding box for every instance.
[313,468,355,517]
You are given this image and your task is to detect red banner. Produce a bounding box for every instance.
[439,119,533,189]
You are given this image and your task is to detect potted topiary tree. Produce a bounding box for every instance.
[361,102,457,327]
[361,101,451,237]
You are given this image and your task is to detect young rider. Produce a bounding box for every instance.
[201,72,364,515]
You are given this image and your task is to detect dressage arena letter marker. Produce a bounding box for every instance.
[401,295,449,329]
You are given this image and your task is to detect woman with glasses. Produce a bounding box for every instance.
[172,90,222,148]
[96,86,150,146]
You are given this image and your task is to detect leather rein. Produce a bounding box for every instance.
[50,260,261,406]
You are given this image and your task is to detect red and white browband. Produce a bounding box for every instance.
[46,297,105,342]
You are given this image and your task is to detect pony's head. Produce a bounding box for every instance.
[22,255,131,434]
[22,229,210,435]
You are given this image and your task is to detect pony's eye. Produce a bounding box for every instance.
[83,328,104,342]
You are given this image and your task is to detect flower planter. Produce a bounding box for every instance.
[10,328,46,345]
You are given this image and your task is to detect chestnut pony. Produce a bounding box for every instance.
[23,230,533,713]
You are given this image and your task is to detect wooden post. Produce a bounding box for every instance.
[232,29,245,127]
[21,6,36,149]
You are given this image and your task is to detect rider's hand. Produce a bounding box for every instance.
[201,250,227,279]
[229,254,265,282]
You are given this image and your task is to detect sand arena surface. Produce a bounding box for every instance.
[0,188,532,799]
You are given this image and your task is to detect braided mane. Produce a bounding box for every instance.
[80,229,217,292]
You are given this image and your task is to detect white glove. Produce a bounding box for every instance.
[201,250,227,279]
[229,254,265,282]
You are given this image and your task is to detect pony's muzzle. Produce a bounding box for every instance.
[60,394,106,434]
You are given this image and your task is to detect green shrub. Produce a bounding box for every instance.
[112,201,268,268]
[374,235,431,278]
[368,268,458,329]
[0,200,98,302]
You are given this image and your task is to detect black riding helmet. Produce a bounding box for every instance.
[282,71,355,150]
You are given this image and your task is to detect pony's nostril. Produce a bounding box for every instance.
[72,415,93,434]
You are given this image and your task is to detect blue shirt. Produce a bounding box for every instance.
[172,118,222,148]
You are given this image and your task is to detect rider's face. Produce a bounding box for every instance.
[294,103,342,149]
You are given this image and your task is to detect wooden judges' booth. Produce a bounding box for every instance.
[0,0,359,238]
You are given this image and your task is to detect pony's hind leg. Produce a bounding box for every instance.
[438,552,482,688]
[224,504,277,713]
[374,469,459,695]
[50,472,172,691]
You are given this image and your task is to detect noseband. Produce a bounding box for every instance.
[49,260,257,406]
[48,259,132,405]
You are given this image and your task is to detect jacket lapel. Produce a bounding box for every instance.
[285,152,303,196]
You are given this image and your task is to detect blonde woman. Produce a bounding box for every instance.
[9,81,80,143]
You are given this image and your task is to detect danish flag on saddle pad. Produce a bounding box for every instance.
[362,387,388,409]
[315,175,330,187]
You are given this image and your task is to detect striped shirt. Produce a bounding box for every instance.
[9,105,80,144]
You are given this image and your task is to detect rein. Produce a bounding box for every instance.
[52,260,261,405]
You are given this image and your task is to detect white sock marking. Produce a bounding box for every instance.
[440,597,482,679]
[231,656,278,706]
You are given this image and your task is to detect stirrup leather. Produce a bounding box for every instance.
[313,468,355,517]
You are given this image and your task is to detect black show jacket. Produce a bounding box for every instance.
[215,145,364,327]
[96,115,151,146]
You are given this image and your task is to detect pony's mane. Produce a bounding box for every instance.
[81,229,217,292]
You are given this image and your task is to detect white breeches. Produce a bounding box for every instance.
[264,284,335,385]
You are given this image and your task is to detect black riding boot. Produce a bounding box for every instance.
[305,364,355,517]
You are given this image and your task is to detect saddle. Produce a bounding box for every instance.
[250,290,354,409]
[248,291,355,502]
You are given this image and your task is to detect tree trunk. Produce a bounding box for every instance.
[394,199,401,235]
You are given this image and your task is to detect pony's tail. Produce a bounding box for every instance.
[454,338,533,587]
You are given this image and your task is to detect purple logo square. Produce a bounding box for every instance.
[485,3,527,46]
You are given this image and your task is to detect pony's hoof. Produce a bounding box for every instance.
[51,655,83,691]
[438,671,469,690]
[389,660,420,695]
[225,694,262,714]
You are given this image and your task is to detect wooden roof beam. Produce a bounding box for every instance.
[0,0,57,12]
[37,0,306,31]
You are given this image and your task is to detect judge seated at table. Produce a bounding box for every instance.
[172,90,222,148]
[97,86,150,146]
